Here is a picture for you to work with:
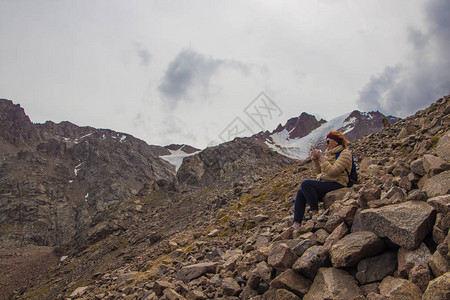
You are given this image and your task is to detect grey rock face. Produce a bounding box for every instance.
[356,251,397,284]
[303,267,362,300]
[360,201,435,250]
[330,231,385,268]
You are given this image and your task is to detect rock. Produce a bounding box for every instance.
[423,154,447,175]
[360,201,435,250]
[253,214,269,223]
[223,254,242,271]
[177,262,219,283]
[222,277,242,296]
[423,170,450,198]
[185,290,206,300]
[357,183,381,208]
[397,243,432,277]
[270,269,311,298]
[69,286,90,298]
[410,158,426,176]
[323,188,349,209]
[433,213,450,244]
[207,229,220,237]
[406,189,427,201]
[153,280,176,296]
[323,222,348,252]
[163,288,186,300]
[398,127,408,139]
[435,130,450,161]
[292,239,315,257]
[427,194,450,214]
[409,264,431,292]
[275,288,301,300]
[303,267,361,300]
[292,246,329,279]
[267,243,298,270]
[314,229,329,244]
[330,231,385,268]
[356,252,397,284]
[422,272,450,300]
[378,276,422,300]
[429,250,449,277]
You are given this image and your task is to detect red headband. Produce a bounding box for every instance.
[327,132,341,144]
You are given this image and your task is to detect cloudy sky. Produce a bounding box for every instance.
[1,0,449,149]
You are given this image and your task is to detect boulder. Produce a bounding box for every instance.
[429,250,449,277]
[222,277,242,296]
[427,194,450,215]
[423,154,447,175]
[330,231,385,268]
[270,269,311,298]
[397,243,432,277]
[177,262,219,283]
[153,280,176,296]
[423,170,450,198]
[275,288,301,300]
[163,288,186,300]
[267,243,298,270]
[292,245,329,279]
[409,264,431,292]
[292,239,315,257]
[185,290,207,300]
[323,188,350,209]
[323,222,348,252]
[410,157,426,176]
[360,201,435,250]
[356,252,397,284]
[379,276,422,300]
[435,130,450,161]
[422,272,450,300]
[303,267,362,300]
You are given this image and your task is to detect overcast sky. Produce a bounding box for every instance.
[1,0,449,149]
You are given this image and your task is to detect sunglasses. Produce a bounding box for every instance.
[326,140,330,144]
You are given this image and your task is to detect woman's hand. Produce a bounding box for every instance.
[311,148,322,161]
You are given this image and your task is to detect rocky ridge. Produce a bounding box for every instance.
[11,95,450,299]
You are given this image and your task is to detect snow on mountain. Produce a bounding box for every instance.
[265,112,352,160]
[160,144,200,171]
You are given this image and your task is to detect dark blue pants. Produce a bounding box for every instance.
[294,179,344,223]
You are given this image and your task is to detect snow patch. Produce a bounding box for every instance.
[74,162,83,176]
[160,145,200,171]
[120,135,127,143]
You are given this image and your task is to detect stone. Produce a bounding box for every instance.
[423,154,447,175]
[397,243,432,277]
[422,272,450,300]
[356,251,397,284]
[69,286,90,298]
[153,280,176,296]
[330,231,385,268]
[398,127,408,139]
[360,201,435,250]
[185,290,207,300]
[429,250,449,277]
[427,194,450,215]
[275,288,301,300]
[303,267,362,300]
[163,288,186,300]
[222,277,242,296]
[292,239,315,257]
[267,243,298,270]
[223,254,242,271]
[406,189,427,201]
[292,245,329,279]
[253,214,269,223]
[423,170,450,198]
[435,130,450,161]
[409,264,431,292]
[270,269,311,298]
[410,157,426,176]
[323,188,350,209]
[323,222,348,252]
[379,276,422,300]
[177,262,219,283]
[315,229,329,244]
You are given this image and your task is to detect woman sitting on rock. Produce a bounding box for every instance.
[293,130,352,230]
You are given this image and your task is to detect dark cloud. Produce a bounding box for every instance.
[158,48,248,106]
[136,46,151,67]
[357,0,450,117]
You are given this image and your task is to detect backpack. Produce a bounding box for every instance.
[336,151,358,187]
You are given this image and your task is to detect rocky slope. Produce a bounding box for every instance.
[0,99,176,249]
[8,95,449,299]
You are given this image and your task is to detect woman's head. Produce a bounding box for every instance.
[326,130,349,149]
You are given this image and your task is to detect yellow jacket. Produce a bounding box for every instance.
[315,145,352,186]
